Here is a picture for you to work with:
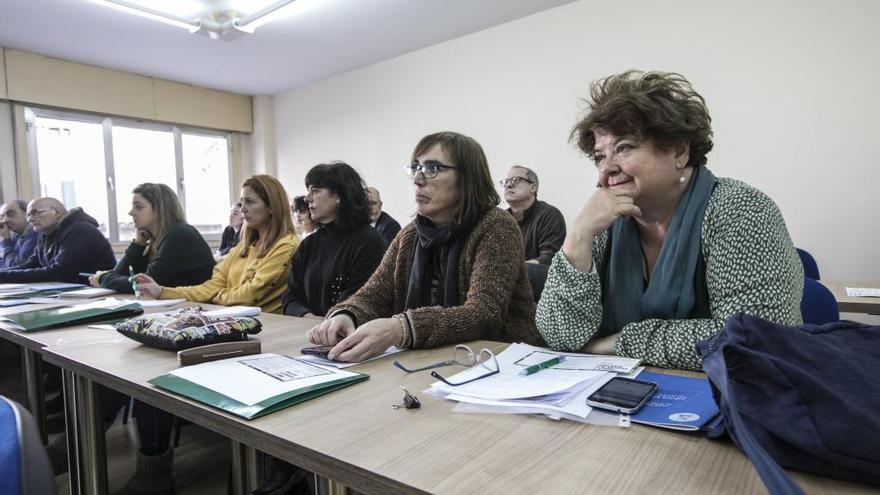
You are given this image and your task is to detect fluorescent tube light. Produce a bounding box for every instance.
[85,0,200,33]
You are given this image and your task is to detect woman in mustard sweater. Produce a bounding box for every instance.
[135,174,298,314]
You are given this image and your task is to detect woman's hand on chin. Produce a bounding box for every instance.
[327,318,399,363]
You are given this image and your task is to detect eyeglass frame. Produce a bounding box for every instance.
[25,207,57,218]
[404,160,458,179]
[431,348,499,386]
[392,344,500,386]
[499,176,535,188]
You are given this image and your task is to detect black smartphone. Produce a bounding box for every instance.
[586,377,658,414]
[300,345,334,359]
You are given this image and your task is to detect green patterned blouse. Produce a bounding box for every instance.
[536,177,804,370]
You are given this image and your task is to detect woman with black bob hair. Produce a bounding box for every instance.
[282,161,386,318]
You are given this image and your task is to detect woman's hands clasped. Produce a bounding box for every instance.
[307,314,400,363]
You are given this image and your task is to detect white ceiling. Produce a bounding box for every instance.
[0,0,576,95]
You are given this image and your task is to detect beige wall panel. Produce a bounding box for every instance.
[5,49,154,119]
[154,80,252,133]
[0,49,7,99]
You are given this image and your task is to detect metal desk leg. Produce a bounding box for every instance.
[21,347,47,444]
[230,440,248,495]
[245,446,264,492]
[74,373,108,495]
[62,369,81,495]
[315,474,355,495]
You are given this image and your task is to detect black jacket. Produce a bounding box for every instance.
[100,223,215,293]
[0,208,116,284]
[373,211,402,247]
[283,223,385,317]
[218,225,241,255]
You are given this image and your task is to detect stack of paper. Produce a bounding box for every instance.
[58,288,116,299]
[426,343,641,422]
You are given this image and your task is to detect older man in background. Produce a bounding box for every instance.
[502,165,566,265]
[0,199,39,269]
[366,186,401,247]
[0,197,115,283]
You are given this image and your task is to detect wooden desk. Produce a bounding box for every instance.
[41,313,877,495]
[820,281,880,314]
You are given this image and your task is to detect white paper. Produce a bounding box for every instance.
[134,299,188,308]
[296,346,403,369]
[58,288,116,298]
[202,306,261,317]
[428,343,606,400]
[168,353,358,406]
[845,287,880,298]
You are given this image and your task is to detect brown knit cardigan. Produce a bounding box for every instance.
[328,207,542,348]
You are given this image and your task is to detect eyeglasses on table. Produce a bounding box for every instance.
[393,344,499,386]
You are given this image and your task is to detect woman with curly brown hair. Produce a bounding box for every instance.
[537,71,803,370]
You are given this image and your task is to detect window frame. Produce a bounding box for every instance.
[24,106,234,245]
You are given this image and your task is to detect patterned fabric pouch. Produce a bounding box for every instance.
[115,306,262,351]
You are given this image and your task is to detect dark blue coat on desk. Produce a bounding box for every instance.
[0,208,116,284]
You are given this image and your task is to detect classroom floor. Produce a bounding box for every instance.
[0,341,230,495]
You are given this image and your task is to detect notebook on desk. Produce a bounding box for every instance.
[0,299,143,331]
[149,353,368,419]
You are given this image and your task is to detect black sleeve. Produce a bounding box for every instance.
[535,207,567,265]
[282,241,311,317]
[99,247,139,293]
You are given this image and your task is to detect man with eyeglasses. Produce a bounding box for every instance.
[366,186,401,247]
[0,197,115,283]
[502,165,566,265]
[0,199,39,269]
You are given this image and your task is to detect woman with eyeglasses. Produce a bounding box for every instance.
[307,131,542,362]
[282,162,386,318]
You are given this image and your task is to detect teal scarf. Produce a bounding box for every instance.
[601,167,717,334]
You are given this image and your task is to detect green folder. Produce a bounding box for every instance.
[0,300,143,331]
[150,371,369,420]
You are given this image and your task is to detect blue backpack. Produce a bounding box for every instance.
[696,314,880,494]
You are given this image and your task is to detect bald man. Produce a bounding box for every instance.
[366,187,401,247]
[0,199,39,268]
[0,198,115,283]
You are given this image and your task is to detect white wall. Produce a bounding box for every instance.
[274,0,880,281]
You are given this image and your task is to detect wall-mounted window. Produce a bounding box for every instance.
[25,107,233,242]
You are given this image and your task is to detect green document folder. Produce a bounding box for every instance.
[149,354,369,420]
[0,301,144,331]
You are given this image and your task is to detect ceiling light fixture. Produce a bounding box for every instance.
[86,0,298,41]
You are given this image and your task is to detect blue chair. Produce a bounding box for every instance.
[797,248,821,280]
[801,277,839,325]
[0,396,57,495]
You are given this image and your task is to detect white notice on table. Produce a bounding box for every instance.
[169,353,358,406]
[845,287,880,298]
[240,355,331,382]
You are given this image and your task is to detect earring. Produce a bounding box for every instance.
[678,165,686,184]
[335,198,340,205]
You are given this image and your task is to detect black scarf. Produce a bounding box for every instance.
[404,215,466,309]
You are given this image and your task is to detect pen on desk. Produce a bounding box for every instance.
[519,355,564,376]
[78,272,95,277]
[129,265,142,300]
